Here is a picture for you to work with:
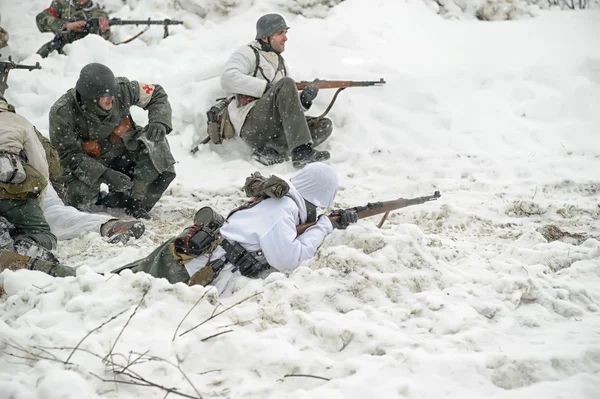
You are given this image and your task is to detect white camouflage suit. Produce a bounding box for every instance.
[185,162,339,294]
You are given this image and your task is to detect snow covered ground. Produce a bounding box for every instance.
[1,0,600,398]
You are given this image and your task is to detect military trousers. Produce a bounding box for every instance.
[37,31,109,58]
[65,146,176,213]
[0,198,57,250]
[113,238,190,284]
[240,77,333,155]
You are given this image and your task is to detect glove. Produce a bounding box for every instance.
[145,122,167,142]
[100,169,132,192]
[300,85,319,109]
[328,209,358,230]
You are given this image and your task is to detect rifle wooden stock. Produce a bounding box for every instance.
[296,191,441,236]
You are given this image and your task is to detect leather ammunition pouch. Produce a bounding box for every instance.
[206,97,235,144]
[187,239,269,287]
[82,116,135,157]
[221,238,269,278]
[173,207,224,257]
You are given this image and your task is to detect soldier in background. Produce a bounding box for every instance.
[0,13,8,50]
[0,93,144,276]
[50,62,176,220]
[221,13,333,168]
[36,0,110,58]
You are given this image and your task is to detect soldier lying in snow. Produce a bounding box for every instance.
[1,163,359,295]
[36,0,110,58]
[0,94,145,275]
[50,62,176,220]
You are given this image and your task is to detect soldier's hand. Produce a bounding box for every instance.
[300,85,319,109]
[145,122,167,142]
[99,18,110,32]
[64,20,87,32]
[100,169,132,193]
[328,209,358,230]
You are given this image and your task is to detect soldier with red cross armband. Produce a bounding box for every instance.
[36,0,111,58]
[49,63,176,219]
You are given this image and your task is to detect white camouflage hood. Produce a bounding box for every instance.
[290,163,339,208]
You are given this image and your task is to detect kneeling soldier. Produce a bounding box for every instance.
[36,0,111,58]
[0,93,146,276]
[49,62,176,219]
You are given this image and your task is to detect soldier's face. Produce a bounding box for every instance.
[96,96,114,111]
[268,29,288,53]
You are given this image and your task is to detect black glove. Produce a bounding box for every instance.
[145,122,167,142]
[300,85,319,109]
[328,209,358,230]
[100,169,132,192]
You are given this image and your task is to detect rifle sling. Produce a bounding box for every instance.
[114,25,150,45]
[312,87,346,128]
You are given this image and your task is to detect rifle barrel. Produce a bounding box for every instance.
[296,78,386,90]
[109,18,184,25]
[296,191,440,235]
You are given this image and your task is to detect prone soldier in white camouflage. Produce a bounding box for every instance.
[36,0,110,58]
[49,63,176,219]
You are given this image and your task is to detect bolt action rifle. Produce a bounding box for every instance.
[190,78,387,154]
[0,55,42,95]
[296,190,441,235]
[296,78,386,127]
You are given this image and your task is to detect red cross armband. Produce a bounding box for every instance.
[137,83,155,107]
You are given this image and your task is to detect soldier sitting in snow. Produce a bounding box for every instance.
[0,93,145,276]
[35,0,111,58]
[220,13,333,168]
[50,62,176,220]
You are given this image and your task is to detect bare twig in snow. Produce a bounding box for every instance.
[118,350,150,375]
[283,373,331,381]
[531,186,538,200]
[65,308,129,364]
[200,330,233,342]
[180,292,262,337]
[142,354,203,399]
[172,291,208,342]
[104,289,148,362]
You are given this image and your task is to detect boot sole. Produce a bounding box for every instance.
[110,221,146,239]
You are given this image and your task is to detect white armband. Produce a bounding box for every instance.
[137,83,155,108]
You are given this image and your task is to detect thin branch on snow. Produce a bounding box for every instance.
[172,291,208,342]
[200,329,233,342]
[6,343,203,399]
[134,352,203,399]
[104,289,149,363]
[180,292,262,337]
[283,373,331,381]
[65,307,129,364]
